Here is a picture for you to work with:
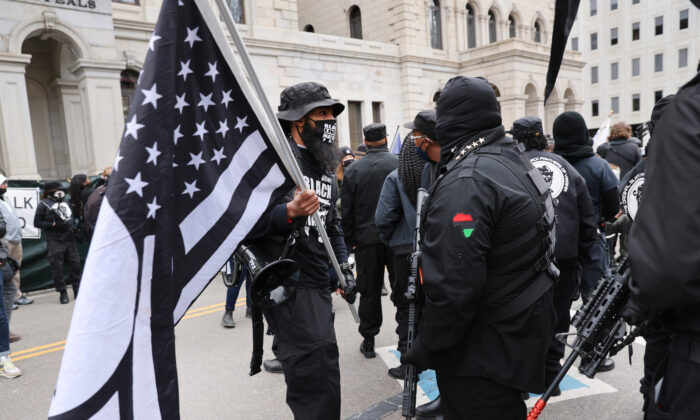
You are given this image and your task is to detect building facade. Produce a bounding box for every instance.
[571,0,698,132]
[0,0,583,179]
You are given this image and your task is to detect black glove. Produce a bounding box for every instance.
[621,296,648,326]
[400,336,431,372]
[339,262,357,304]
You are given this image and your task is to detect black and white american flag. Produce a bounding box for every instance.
[49,0,293,418]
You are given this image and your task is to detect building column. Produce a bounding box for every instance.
[544,99,566,135]
[455,9,466,51]
[0,53,40,179]
[55,79,91,175]
[70,59,125,174]
[499,95,527,131]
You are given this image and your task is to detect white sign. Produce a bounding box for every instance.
[5,187,42,239]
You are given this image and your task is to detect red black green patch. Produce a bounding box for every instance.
[452,213,475,238]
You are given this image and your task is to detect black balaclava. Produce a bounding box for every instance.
[435,76,502,162]
[398,137,427,207]
[511,117,547,151]
[552,111,594,161]
[297,117,339,174]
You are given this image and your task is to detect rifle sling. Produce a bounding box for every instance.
[475,270,554,325]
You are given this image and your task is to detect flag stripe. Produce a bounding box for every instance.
[179,130,268,253]
[172,163,286,321]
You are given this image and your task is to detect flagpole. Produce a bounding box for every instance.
[210,0,360,323]
[388,124,400,153]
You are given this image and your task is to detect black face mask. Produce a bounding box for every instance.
[0,187,6,197]
[297,118,339,174]
[342,159,354,168]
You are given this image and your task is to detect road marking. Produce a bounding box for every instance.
[9,298,246,362]
[345,392,402,420]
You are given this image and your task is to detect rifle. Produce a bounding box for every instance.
[402,188,428,419]
[528,257,645,419]
[41,201,79,234]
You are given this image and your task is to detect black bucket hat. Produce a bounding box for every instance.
[277,82,345,122]
[43,180,63,192]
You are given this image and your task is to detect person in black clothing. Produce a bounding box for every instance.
[341,123,397,358]
[596,122,642,180]
[401,77,557,419]
[33,181,81,304]
[511,117,598,393]
[624,72,700,419]
[252,82,356,420]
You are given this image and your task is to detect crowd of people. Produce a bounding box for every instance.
[0,167,111,379]
[218,67,699,420]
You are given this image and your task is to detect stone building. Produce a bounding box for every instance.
[0,0,583,179]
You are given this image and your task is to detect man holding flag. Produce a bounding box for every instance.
[48,0,354,418]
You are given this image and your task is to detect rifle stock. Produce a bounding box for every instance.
[402,188,428,419]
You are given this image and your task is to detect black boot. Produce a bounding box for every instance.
[221,310,235,328]
[416,396,443,420]
[360,338,375,358]
[72,285,79,299]
[60,290,69,304]
[388,364,405,379]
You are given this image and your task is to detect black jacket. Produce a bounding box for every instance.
[341,145,397,247]
[418,130,556,392]
[597,138,642,179]
[525,149,598,267]
[629,73,700,335]
[33,196,77,241]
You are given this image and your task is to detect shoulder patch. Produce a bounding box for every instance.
[529,156,570,199]
[621,172,644,220]
[452,213,476,238]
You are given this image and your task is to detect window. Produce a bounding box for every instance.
[508,15,516,38]
[120,70,139,119]
[632,94,640,112]
[654,53,663,72]
[633,0,640,4]
[611,0,617,10]
[592,100,599,117]
[113,0,138,4]
[632,22,640,40]
[303,24,314,32]
[572,37,579,51]
[348,101,363,149]
[610,27,618,45]
[654,90,663,103]
[349,6,362,39]
[590,32,598,50]
[632,57,640,76]
[611,96,619,114]
[591,66,599,83]
[430,0,443,49]
[590,0,597,16]
[680,9,689,30]
[228,0,244,24]
[611,62,619,80]
[534,20,543,43]
[679,48,688,68]
[488,10,497,43]
[372,102,382,123]
[466,4,477,49]
[655,16,663,35]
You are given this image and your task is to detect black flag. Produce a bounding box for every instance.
[544,0,581,103]
[48,0,293,418]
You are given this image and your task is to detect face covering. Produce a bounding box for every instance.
[53,190,65,200]
[297,118,340,174]
[343,159,354,168]
[300,118,337,145]
[0,187,6,196]
[413,146,429,162]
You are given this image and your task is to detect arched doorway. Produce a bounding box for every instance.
[22,37,76,178]
[564,88,577,111]
[524,83,540,118]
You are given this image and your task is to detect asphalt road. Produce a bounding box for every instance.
[2,274,648,420]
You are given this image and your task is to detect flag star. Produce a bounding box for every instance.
[148,33,162,51]
[173,124,184,145]
[197,92,215,112]
[205,61,219,82]
[125,172,148,197]
[145,142,161,166]
[113,150,124,171]
[187,151,206,170]
[216,119,229,137]
[184,27,202,48]
[174,93,189,114]
[178,59,194,81]
[211,147,226,165]
[141,83,162,109]
[220,89,233,108]
[146,196,161,219]
[182,180,201,198]
[193,121,208,141]
[234,116,249,133]
[124,115,145,140]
